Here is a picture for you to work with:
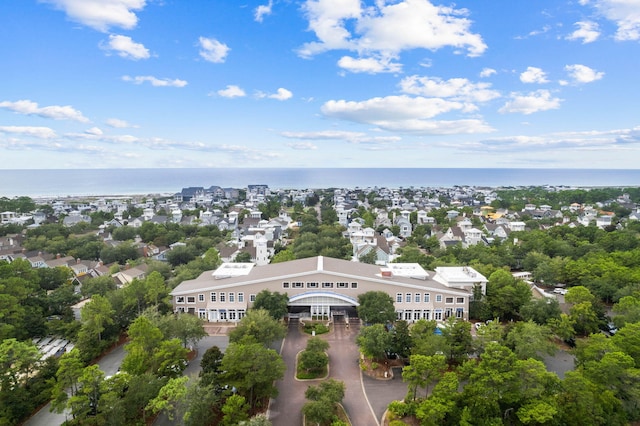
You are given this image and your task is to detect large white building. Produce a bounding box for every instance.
[170,256,487,323]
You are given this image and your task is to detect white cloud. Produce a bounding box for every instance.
[372,118,494,134]
[286,142,318,150]
[281,130,402,144]
[41,0,146,32]
[565,64,604,83]
[499,90,562,115]
[122,75,187,87]
[260,88,293,101]
[337,55,402,73]
[399,75,500,103]
[255,0,273,22]
[320,95,494,134]
[299,0,486,73]
[566,21,601,43]
[102,34,150,60]
[586,0,640,41]
[528,25,551,37]
[217,85,246,98]
[520,67,549,84]
[198,37,230,63]
[464,126,640,153]
[106,118,137,128]
[0,126,57,139]
[0,99,89,122]
[85,127,103,136]
[479,68,497,78]
[322,95,465,122]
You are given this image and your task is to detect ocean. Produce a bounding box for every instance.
[0,168,639,198]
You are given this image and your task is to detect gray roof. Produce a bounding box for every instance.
[171,255,467,296]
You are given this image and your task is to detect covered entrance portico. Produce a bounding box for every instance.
[288,291,359,320]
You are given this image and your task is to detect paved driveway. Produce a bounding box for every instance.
[270,320,388,426]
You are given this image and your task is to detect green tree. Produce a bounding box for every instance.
[222,394,250,426]
[252,290,289,319]
[299,348,329,375]
[441,318,473,365]
[612,294,640,328]
[229,308,286,346]
[303,379,346,425]
[51,349,84,414]
[221,341,285,409]
[390,320,412,359]
[504,320,557,361]
[67,365,104,420]
[167,245,197,267]
[357,291,396,324]
[80,294,114,342]
[485,269,532,321]
[402,353,447,400]
[163,312,207,348]
[145,376,189,421]
[234,251,253,263]
[410,319,447,356]
[152,338,189,378]
[415,371,459,426]
[357,323,392,360]
[199,345,224,387]
[611,322,640,368]
[0,338,41,391]
[520,297,562,325]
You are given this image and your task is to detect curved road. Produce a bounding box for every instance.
[270,320,381,426]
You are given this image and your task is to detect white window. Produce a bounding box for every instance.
[396,293,402,303]
[404,310,412,321]
[423,310,431,320]
[456,308,464,319]
[238,309,246,319]
[219,310,227,320]
[337,282,348,288]
[445,297,454,304]
[198,294,204,302]
[187,296,196,304]
[238,293,244,303]
[293,282,304,288]
[415,293,421,303]
[351,282,358,288]
[283,282,290,288]
[250,294,256,302]
[434,310,443,320]
[322,282,333,288]
[405,293,412,303]
[229,309,237,320]
[176,296,185,304]
[457,297,465,304]
[219,292,226,302]
[436,294,442,302]
[445,308,453,318]
[198,309,206,319]
[307,282,318,288]
[210,292,216,302]
[413,311,421,321]
[424,293,430,303]
[229,293,235,303]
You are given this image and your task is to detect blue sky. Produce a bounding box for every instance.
[0,0,639,169]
